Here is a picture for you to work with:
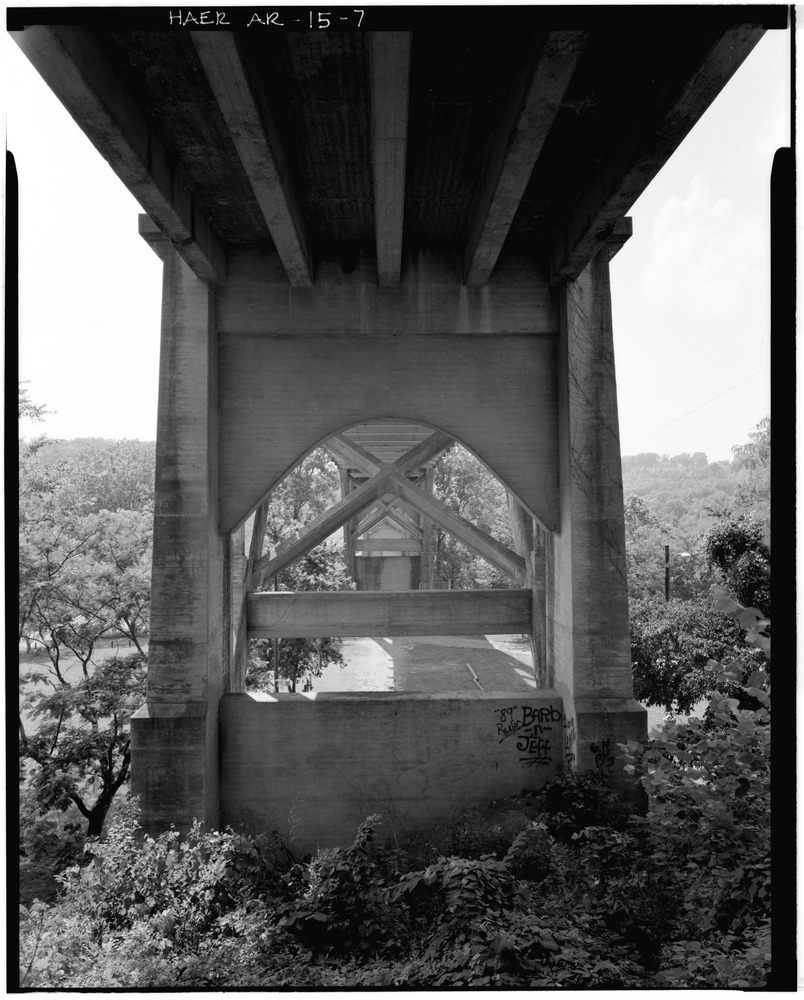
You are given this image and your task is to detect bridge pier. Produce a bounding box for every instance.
[550,251,647,789]
[130,237,646,839]
[131,247,226,836]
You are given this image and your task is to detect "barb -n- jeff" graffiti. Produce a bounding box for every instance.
[496,704,562,767]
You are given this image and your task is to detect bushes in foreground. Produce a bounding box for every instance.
[19,663,770,990]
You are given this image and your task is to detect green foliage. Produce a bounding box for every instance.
[248,450,352,692]
[620,657,770,982]
[264,447,340,533]
[19,776,84,907]
[274,814,401,955]
[19,421,153,662]
[18,807,294,988]
[248,544,352,692]
[706,513,770,616]
[620,424,771,604]
[731,415,770,473]
[431,444,514,588]
[629,596,751,713]
[531,769,632,842]
[20,653,147,839]
[19,721,771,991]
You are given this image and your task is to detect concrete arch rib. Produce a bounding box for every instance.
[218,332,559,534]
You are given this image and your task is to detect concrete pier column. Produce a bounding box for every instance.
[550,252,646,790]
[131,247,226,835]
[419,466,434,589]
[338,466,357,582]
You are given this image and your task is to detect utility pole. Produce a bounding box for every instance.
[664,544,670,602]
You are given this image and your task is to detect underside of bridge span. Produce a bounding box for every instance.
[10,5,784,850]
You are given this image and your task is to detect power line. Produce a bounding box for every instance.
[637,366,769,442]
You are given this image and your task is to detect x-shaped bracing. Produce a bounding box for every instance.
[252,431,525,587]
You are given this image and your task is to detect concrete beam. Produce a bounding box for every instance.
[464,30,586,287]
[370,32,412,287]
[603,217,633,260]
[354,538,423,553]
[10,25,226,286]
[392,430,454,475]
[252,470,395,585]
[190,32,313,287]
[219,321,559,535]
[247,588,532,638]
[325,434,382,477]
[328,430,451,480]
[550,24,766,284]
[352,503,423,540]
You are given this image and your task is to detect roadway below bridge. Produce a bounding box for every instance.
[315,634,537,694]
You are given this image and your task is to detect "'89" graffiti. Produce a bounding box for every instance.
[495,704,562,768]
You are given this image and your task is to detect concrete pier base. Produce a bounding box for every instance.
[219,691,565,856]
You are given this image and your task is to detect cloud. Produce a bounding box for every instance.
[639,174,766,320]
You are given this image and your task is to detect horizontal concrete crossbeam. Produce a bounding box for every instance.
[247,588,532,638]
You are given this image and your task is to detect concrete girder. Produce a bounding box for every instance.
[464,30,586,287]
[190,32,313,287]
[370,32,412,288]
[10,26,226,286]
[549,24,767,284]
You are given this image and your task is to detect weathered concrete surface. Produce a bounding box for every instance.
[355,554,420,591]
[217,250,559,535]
[130,249,225,834]
[247,589,532,638]
[220,691,563,854]
[549,252,646,794]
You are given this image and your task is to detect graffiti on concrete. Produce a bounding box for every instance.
[563,714,577,769]
[496,704,561,767]
[590,737,615,770]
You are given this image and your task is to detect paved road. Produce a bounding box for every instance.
[315,634,537,693]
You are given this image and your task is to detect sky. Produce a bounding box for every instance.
[5,17,792,462]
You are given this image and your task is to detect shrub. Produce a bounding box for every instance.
[18,806,293,988]
[273,814,403,956]
[621,662,770,948]
[531,769,632,842]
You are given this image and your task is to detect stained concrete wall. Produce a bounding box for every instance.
[217,248,559,534]
[355,555,420,591]
[220,691,564,854]
[131,248,225,836]
[548,253,646,790]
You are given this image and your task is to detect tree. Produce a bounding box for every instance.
[20,653,146,840]
[65,438,155,514]
[18,391,154,839]
[629,597,750,714]
[705,418,770,617]
[249,542,352,693]
[263,447,340,538]
[623,494,709,602]
[731,415,770,472]
[431,445,514,589]
[248,450,352,693]
[20,488,152,664]
[706,515,770,618]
